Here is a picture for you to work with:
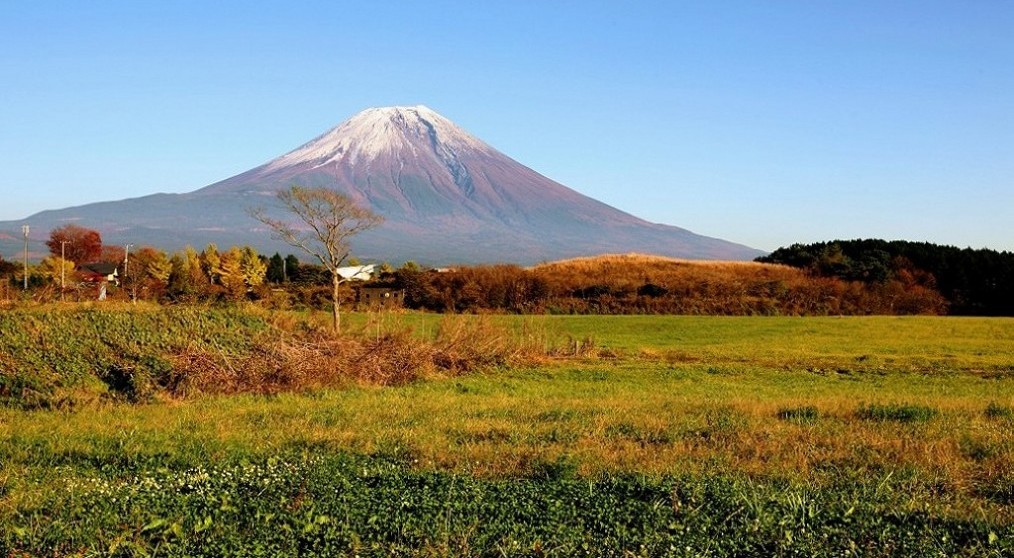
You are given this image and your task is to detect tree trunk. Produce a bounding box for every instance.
[332,273,341,334]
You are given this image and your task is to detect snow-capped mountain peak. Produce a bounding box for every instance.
[265,105,493,171]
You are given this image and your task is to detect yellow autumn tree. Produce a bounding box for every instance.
[217,246,247,301]
[239,246,267,291]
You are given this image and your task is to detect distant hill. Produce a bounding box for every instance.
[0,106,763,265]
[383,252,947,315]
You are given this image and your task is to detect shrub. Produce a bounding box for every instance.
[636,283,669,297]
[0,308,589,407]
[985,401,1013,419]
[856,403,937,423]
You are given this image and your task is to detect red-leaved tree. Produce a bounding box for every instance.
[46,225,103,264]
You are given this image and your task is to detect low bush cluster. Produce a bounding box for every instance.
[985,402,1013,420]
[0,307,588,409]
[856,403,938,423]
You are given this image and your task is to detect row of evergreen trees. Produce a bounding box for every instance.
[757,240,1014,315]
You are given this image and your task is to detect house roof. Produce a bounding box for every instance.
[79,262,118,276]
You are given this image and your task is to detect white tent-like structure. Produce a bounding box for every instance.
[336,264,375,281]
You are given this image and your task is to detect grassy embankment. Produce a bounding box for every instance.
[1,306,1012,556]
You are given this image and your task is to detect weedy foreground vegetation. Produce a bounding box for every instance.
[0,306,1012,556]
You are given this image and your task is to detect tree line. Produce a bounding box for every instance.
[756,240,1014,316]
[3,226,1006,316]
[0,222,384,308]
[2,224,270,303]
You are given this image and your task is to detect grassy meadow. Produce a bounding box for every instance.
[1,307,1012,556]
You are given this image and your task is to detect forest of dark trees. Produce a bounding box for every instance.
[757,240,1014,316]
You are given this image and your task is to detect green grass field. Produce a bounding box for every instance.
[343,312,1014,369]
[1,310,1012,556]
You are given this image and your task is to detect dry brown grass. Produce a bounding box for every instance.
[534,252,783,270]
[531,252,945,315]
[163,314,592,397]
[534,252,802,285]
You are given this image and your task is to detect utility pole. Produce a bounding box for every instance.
[124,244,134,303]
[60,240,70,302]
[21,225,29,291]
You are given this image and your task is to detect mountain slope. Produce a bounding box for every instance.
[0,106,763,264]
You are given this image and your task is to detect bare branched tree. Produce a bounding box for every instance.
[251,185,383,333]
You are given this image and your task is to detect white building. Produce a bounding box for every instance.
[336,264,375,281]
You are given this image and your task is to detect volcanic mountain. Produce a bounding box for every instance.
[1,106,762,264]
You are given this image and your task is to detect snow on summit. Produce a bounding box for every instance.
[266,105,494,171]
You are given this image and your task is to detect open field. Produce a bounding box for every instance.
[346,312,1014,372]
[1,309,1012,556]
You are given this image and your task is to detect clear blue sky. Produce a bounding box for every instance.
[2,1,1012,252]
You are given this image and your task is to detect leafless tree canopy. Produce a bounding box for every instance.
[253,187,382,272]
[251,186,382,332]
